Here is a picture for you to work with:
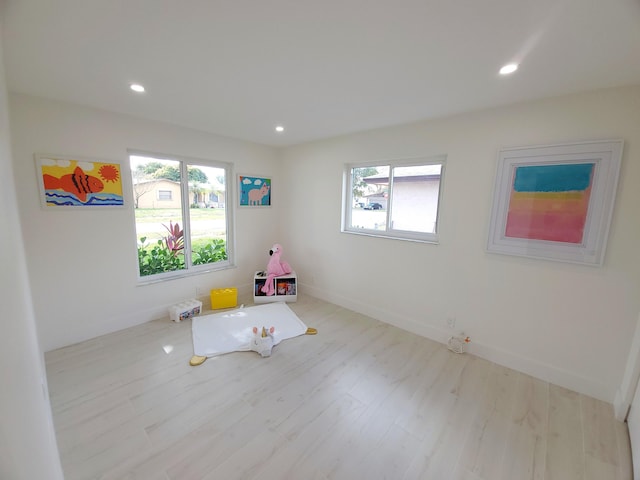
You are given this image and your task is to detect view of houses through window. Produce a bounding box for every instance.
[130,153,232,279]
[344,157,445,242]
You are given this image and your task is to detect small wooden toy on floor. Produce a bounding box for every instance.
[189,355,207,366]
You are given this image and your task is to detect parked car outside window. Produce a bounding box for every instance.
[364,202,383,210]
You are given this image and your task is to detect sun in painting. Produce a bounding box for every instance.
[98,164,120,183]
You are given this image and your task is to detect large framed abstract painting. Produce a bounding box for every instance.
[487,140,623,266]
[36,154,125,208]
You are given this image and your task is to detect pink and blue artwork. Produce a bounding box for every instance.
[239,175,271,206]
[505,163,594,244]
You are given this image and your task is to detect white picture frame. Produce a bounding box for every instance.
[487,140,623,266]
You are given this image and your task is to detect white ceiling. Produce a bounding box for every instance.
[2,0,640,147]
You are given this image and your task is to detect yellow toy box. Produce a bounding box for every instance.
[210,287,238,309]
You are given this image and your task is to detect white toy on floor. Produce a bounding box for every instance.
[251,326,275,357]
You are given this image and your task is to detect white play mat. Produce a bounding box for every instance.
[191,302,308,357]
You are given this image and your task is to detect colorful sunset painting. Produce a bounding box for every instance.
[37,156,124,207]
[505,163,594,244]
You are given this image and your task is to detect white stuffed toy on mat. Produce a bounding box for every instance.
[251,326,275,357]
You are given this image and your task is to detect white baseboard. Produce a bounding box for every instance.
[301,283,612,404]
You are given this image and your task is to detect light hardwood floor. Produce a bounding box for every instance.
[45,294,633,480]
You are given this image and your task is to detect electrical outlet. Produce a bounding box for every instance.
[446,317,456,329]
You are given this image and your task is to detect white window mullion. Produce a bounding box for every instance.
[180,161,192,269]
[224,164,234,262]
[344,169,354,229]
[387,166,394,231]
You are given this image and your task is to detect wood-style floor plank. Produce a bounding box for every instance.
[498,373,548,480]
[459,364,518,479]
[44,294,633,480]
[545,385,585,480]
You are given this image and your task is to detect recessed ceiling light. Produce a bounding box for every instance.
[499,63,519,75]
[130,83,145,93]
[275,125,285,133]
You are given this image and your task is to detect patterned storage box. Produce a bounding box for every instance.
[169,299,202,322]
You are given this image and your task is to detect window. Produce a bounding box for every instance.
[342,156,445,243]
[130,152,233,280]
[158,190,172,201]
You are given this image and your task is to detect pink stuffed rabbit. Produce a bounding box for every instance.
[261,244,292,295]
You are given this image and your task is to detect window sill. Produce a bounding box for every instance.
[136,262,236,286]
[341,229,439,245]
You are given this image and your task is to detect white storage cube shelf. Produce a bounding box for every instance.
[253,271,297,303]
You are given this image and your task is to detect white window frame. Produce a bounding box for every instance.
[129,149,235,283]
[341,155,446,243]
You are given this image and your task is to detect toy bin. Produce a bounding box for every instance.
[253,271,297,303]
[210,287,238,310]
[169,299,202,322]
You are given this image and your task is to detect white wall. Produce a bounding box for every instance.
[10,94,282,351]
[0,36,64,479]
[280,85,640,403]
[8,85,640,404]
